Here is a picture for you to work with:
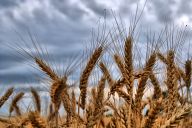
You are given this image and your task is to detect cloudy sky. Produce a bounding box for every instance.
[0,0,192,88]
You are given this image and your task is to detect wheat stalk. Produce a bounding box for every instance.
[31,87,41,112]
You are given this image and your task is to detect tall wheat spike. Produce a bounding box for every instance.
[79,46,103,110]
[166,50,178,112]
[135,52,156,109]
[124,35,134,93]
[124,35,134,128]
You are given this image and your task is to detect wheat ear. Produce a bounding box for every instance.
[124,35,134,94]
[50,76,67,110]
[113,54,131,88]
[0,87,14,108]
[135,52,156,109]
[35,57,59,81]
[61,88,72,127]
[166,50,178,112]
[124,36,135,128]
[94,75,106,115]
[79,46,103,110]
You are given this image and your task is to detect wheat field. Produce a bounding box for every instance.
[0,16,192,128]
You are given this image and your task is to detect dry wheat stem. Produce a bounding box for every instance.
[31,87,41,112]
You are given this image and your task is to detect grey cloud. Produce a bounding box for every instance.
[177,0,192,16]
[151,0,175,23]
[0,73,37,84]
[14,86,47,93]
[51,0,87,20]
[118,0,138,16]
[82,0,108,16]
[0,41,27,70]
[0,9,89,85]
[0,0,18,8]
[0,53,21,69]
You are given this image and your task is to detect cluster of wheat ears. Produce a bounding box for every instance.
[0,19,192,128]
